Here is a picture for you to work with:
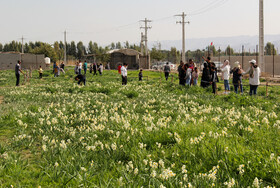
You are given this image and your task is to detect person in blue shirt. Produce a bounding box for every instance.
[83,61,88,74]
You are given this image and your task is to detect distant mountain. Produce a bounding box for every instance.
[153,35,280,52]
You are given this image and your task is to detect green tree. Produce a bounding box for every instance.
[77,41,85,59]
[124,41,130,49]
[129,44,141,52]
[116,42,122,49]
[169,47,180,63]
[31,43,58,62]
[88,41,99,55]
[69,41,77,58]
[96,46,110,63]
[24,43,32,53]
[150,47,165,61]
[53,41,64,60]
[225,45,234,56]
[110,42,115,50]
[0,43,3,51]
[265,42,276,55]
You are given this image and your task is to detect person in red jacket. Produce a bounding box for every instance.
[118,64,122,74]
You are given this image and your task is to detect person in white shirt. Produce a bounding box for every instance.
[220,60,231,94]
[78,61,82,75]
[243,59,261,95]
[121,63,128,85]
[98,64,103,75]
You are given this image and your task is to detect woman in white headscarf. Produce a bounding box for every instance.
[221,60,231,94]
[243,59,261,95]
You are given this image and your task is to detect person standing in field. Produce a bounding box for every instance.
[78,60,82,75]
[178,61,186,86]
[201,56,212,88]
[139,69,143,81]
[83,60,88,74]
[54,62,59,77]
[192,67,199,86]
[93,62,97,75]
[231,61,244,94]
[121,63,128,85]
[210,63,219,94]
[185,63,192,86]
[243,59,261,96]
[188,59,195,85]
[221,60,231,94]
[163,62,171,81]
[15,60,24,86]
[39,66,43,79]
[201,62,211,88]
[74,62,79,74]
[98,64,103,75]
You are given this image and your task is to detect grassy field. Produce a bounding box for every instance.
[0,68,280,187]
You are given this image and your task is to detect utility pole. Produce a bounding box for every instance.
[242,45,244,69]
[140,18,152,56]
[259,0,265,72]
[20,36,26,54]
[64,30,67,64]
[140,32,144,55]
[175,12,190,63]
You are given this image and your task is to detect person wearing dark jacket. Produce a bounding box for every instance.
[178,61,186,86]
[164,62,171,81]
[139,69,143,81]
[201,56,212,88]
[210,63,219,94]
[75,74,86,86]
[201,62,211,88]
[230,61,244,94]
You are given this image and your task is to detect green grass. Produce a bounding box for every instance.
[0,68,279,187]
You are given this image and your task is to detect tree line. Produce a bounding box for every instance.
[0,40,277,63]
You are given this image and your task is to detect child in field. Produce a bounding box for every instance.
[192,67,199,86]
[139,69,143,81]
[39,66,43,79]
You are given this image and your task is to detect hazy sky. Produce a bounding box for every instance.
[1,0,279,47]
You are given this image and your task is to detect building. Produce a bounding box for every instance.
[108,49,149,70]
[0,52,46,70]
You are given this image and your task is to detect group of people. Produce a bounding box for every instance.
[177,59,199,87]
[14,57,261,95]
[53,62,65,77]
[180,56,261,95]
[74,61,103,76]
[220,59,261,95]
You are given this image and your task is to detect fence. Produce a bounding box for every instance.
[211,55,280,77]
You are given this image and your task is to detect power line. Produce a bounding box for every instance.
[189,0,230,16]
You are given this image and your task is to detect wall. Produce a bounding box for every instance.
[0,53,46,70]
[212,55,280,75]
[0,53,21,70]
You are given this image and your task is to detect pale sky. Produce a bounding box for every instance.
[1,0,279,47]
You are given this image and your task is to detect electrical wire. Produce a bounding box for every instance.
[189,0,230,16]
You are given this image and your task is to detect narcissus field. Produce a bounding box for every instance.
[0,69,280,187]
